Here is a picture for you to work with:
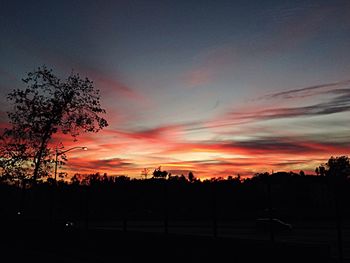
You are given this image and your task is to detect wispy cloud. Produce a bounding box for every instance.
[230,99,350,122]
[259,80,350,100]
[112,124,184,142]
[162,136,349,156]
[208,83,350,128]
[62,156,136,176]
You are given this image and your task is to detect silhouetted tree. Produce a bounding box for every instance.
[114,175,131,183]
[0,136,30,183]
[152,166,168,179]
[325,156,350,178]
[0,66,108,182]
[315,165,326,176]
[322,156,350,261]
[188,171,196,183]
[319,166,326,176]
[315,167,319,176]
[71,173,82,185]
[141,168,150,179]
[227,175,241,184]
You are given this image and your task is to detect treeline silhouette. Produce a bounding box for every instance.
[1,165,349,224]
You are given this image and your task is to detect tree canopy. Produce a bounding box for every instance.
[0,66,108,182]
[316,156,350,179]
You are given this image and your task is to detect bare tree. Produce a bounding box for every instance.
[141,168,150,179]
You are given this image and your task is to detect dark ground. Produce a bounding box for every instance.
[1,218,333,263]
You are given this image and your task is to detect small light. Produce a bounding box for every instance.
[17,211,21,215]
[65,221,74,227]
[82,147,88,151]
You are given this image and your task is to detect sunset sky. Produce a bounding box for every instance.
[1,0,350,179]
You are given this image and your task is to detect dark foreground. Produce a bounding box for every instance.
[1,219,333,263]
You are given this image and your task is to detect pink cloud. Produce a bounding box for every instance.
[112,124,184,142]
[80,67,148,103]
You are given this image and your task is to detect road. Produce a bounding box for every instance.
[90,219,350,261]
[2,218,346,262]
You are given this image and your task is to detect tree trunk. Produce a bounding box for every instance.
[32,125,52,182]
[32,138,48,182]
